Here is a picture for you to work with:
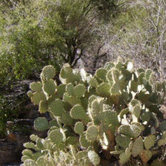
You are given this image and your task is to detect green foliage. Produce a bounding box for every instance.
[22,60,166,165]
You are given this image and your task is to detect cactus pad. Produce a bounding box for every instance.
[42,65,56,80]
[43,79,56,95]
[132,137,143,157]
[96,83,111,97]
[31,92,46,105]
[144,135,156,150]
[66,83,74,96]
[60,64,72,79]
[34,117,48,131]
[48,129,64,145]
[74,122,84,135]
[24,159,37,166]
[119,152,130,165]
[118,125,133,137]
[79,133,91,148]
[30,82,42,92]
[115,134,130,149]
[95,68,107,81]
[49,99,64,116]
[70,104,86,120]
[88,150,100,166]
[86,125,99,142]
[39,100,48,113]
[74,84,86,98]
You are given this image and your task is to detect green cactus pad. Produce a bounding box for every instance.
[31,92,46,105]
[132,105,141,118]
[89,77,99,88]
[74,122,84,135]
[79,133,91,148]
[119,108,129,119]
[115,134,130,149]
[139,150,152,163]
[110,83,121,96]
[130,80,138,92]
[34,117,49,131]
[43,79,56,96]
[67,96,81,106]
[39,100,48,113]
[131,123,144,138]
[106,70,113,83]
[102,111,119,126]
[112,68,120,82]
[159,120,166,132]
[76,150,88,160]
[144,135,156,150]
[145,69,153,80]
[21,156,30,162]
[49,119,59,128]
[119,152,130,165]
[66,83,74,96]
[30,82,42,92]
[30,134,39,142]
[151,159,164,166]
[132,137,143,157]
[140,111,151,122]
[42,65,56,80]
[95,68,107,81]
[96,83,111,97]
[36,138,44,150]
[22,149,33,157]
[70,104,86,120]
[61,111,73,125]
[66,136,78,146]
[27,91,34,98]
[74,84,86,98]
[48,129,64,145]
[56,84,66,98]
[86,125,99,142]
[24,142,36,149]
[24,159,37,166]
[158,139,166,146]
[110,149,124,155]
[118,125,133,137]
[88,150,100,166]
[49,99,64,116]
[60,64,72,79]
[104,62,115,70]
[36,156,47,166]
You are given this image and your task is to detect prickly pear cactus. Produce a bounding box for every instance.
[23,60,166,166]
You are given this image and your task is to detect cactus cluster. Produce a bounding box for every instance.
[23,60,166,166]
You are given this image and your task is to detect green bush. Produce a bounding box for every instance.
[22,60,166,165]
